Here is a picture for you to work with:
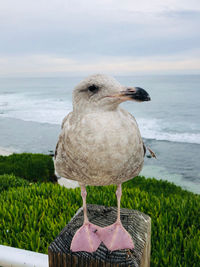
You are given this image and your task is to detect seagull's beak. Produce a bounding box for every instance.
[109,87,151,102]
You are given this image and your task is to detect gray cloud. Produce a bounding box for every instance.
[0,0,200,75]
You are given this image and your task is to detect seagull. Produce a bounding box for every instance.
[54,74,151,253]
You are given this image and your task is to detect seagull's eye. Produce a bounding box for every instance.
[88,85,99,93]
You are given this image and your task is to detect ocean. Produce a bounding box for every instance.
[0,75,200,193]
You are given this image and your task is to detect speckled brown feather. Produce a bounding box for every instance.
[54,74,145,186]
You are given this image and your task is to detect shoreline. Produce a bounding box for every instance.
[0,145,199,194]
[0,146,13,156]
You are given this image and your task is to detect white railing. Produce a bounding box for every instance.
[0,245,48,267]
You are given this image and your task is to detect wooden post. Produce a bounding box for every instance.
[48,204,151,267]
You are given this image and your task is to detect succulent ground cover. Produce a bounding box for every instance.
[0,153,56,182]
[0,154,199,266]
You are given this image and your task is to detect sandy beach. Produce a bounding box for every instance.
[0,146,13,156]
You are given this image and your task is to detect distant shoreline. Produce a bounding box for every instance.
[0,145,199,194]
[0,146,13,156]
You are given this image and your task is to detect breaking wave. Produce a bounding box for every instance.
[1,92,200,145]
[137,118,200,145]
[0,92,72,125]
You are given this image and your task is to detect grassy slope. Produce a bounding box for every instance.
[0,174,200,266]
[0,153,56,182]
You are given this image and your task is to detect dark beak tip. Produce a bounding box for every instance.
[122,87,151,102]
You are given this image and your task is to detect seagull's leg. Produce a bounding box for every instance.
[82,185,89,224]
[98,184,134,251]
[70,185,101,252]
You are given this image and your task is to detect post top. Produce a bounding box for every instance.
[48,204,151,266]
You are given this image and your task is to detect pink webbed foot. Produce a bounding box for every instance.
[98,222,134,251]
[70,222,101,253]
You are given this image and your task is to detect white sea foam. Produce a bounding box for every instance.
[0,92,72,125]
[137,118,200,145]
[1,93,200,145]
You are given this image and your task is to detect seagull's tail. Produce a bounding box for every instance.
[147,147,157,159]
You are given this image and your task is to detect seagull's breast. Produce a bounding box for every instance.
[55,108,144,186]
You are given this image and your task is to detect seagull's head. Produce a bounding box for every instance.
[73,74,151,113]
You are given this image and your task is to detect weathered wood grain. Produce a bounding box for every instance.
[48,204,151,267]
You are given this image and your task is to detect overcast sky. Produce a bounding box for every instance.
[0,0,200,76]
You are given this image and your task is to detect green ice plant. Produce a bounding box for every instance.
[0,174,30,192]
[0,175,200,266]
[0,153,56,182]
